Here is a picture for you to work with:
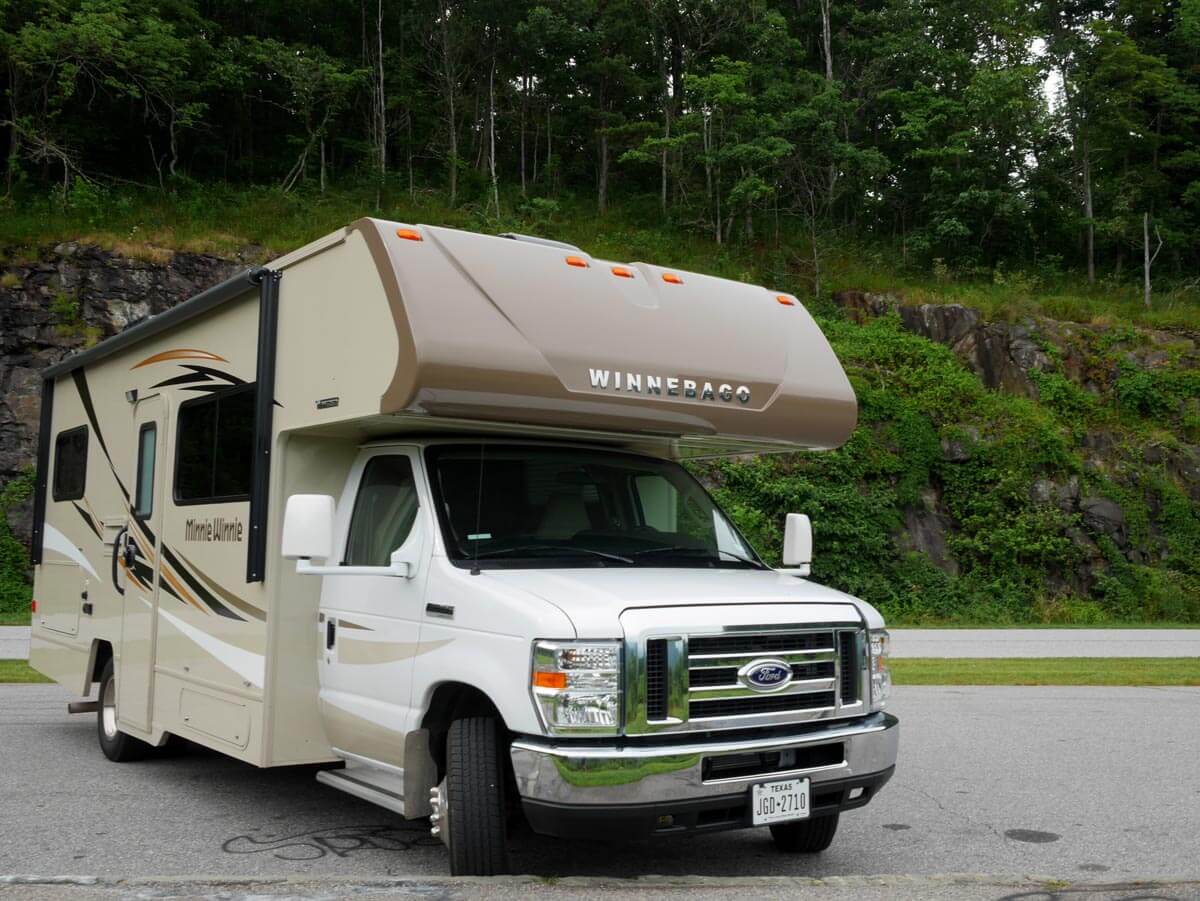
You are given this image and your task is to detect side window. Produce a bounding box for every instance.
[632,473,714,546]
[174,386,255,503]
[134,424,156,519]
[344,456,419,566]
[52,425,88,501]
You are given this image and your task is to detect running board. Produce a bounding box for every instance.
[67,700,99,715]
[315,766,409,817]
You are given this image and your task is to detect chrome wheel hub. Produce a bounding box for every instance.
[429,780,450,847]
[101,674,118,739]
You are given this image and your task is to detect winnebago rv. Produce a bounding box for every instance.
[29,220,898,875]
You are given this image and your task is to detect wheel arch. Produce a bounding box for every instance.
[420,681,508,780]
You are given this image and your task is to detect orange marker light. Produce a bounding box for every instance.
[776,294,795,306]
[611,266,634,279]
[662,272,684,284]
[396,228,422,241]
[533,671,568,690]
[565,255,590,268]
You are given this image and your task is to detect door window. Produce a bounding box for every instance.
[344,456,419,566]
[134,423,157,519]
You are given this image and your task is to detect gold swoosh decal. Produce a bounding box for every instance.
[131,348,229,369]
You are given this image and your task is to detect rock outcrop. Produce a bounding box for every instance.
[1,244,241,542]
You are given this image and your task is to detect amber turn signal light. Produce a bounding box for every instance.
[396,228,422,241]
[565,255,590,268]
[611,266,634,279]
[662,272,683,284]
[532,671,568,690]
[776,294,796,306]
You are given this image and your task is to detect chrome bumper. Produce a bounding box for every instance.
[510,712,898,806]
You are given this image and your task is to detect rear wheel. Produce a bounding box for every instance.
[432,716,510,876]
[770,812,840,853]
[97,660,151,762]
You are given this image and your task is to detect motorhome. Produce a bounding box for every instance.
[29,220,898,875]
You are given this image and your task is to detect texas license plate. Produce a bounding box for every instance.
[751,777,811,825]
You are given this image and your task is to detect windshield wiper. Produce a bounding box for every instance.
[631,545,769,570]
[472,544,634,564]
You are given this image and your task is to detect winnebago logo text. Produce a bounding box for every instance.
[185,517,245,542]
[588,369,751,404]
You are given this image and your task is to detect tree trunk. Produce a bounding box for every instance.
[1144,213,1163,310]
[376,0,386,192]
[598,125,609,215]
[519,75,527,196]
[320,136,326,193]
[488,60,499,216]
[1082,141,1094,285]
[820,0,833,82]
[440,1,458,207]
[657,27,669,217]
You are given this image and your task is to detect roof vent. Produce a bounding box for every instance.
[498,232,583,253]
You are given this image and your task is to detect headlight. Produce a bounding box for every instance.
[532,640,622,735]
[869,629,891,711]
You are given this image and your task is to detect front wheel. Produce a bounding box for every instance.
[770,812,840,853]
[97,660,151,762]
[431,716,510,876]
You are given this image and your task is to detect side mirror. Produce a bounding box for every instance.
[782,513,812,574]
[282,494,335,561]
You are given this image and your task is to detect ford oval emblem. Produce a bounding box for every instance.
[740,659,794,692]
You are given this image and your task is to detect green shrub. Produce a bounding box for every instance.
[0,471,34,618]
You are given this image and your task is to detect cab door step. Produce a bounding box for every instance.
[316,763,409,817]
[67,700,99,714]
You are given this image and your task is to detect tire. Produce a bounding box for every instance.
[97,660,151,762]
[770,812,840,853]
[443,716,510,876]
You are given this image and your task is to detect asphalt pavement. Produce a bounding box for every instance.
[2,682,1198,894]
[0,626,28,659]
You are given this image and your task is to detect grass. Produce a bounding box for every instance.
[0,659,50,683]
[889,621,1200,629]
[891,657,1200,685]
[0,612,30,626]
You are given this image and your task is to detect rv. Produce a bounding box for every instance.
[29,220,898,875]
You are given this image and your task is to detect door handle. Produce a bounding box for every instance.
[110,527,128,596]
[326,619,336,650]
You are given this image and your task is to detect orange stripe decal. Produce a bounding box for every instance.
[131,349,229,370]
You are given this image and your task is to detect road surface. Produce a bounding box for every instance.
[2,683,1197,891]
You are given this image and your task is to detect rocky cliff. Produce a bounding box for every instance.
[1,244,242,544]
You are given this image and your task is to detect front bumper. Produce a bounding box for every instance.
[511,712,898,839]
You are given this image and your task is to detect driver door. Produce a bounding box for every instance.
[317,447,431,768]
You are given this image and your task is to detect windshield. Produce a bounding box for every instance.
[427,444,763,569]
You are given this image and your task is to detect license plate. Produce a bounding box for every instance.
[751,777,810,825]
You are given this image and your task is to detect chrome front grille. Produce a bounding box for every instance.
[625,613,866,735]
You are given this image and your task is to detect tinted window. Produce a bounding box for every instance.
[427,445,760,570]
[134,423,156,518]
[344,456,419,566]
[174,386,255,503]
[52,426,88,501]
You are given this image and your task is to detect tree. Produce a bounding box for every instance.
[246,38,363,192]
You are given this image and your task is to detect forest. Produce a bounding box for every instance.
[2,0,1199,293]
